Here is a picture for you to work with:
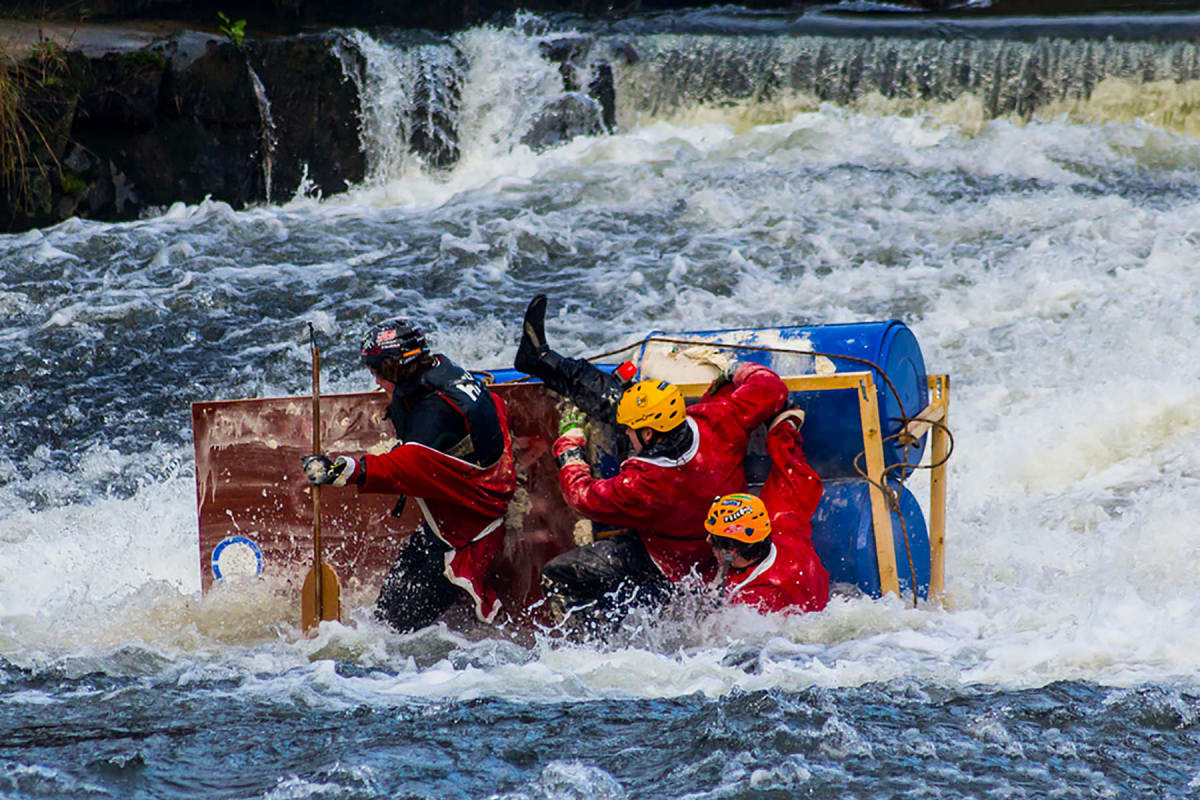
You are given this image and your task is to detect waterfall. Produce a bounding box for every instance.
[327,22,1200,185]
[336,26,614,180]
[247,64,278,200]
[339,30,470,182]
[612,33,1200,133]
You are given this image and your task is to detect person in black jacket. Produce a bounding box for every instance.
[302,317,515,633]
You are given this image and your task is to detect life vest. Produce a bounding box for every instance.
[362,377,515,623]
[723,526,829,614]
[385,356,504,467]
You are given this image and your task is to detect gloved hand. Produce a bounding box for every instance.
[558,403,587,436]
[301,454,357,486]
[553,428,587,470]
[703,350,737,380]
[703,353,740,397]
[769,408,806,431]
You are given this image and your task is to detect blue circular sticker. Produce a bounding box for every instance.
[211,536,264,580]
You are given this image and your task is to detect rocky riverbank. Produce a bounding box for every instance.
[5,0,1200,233]
[0,22,616,232]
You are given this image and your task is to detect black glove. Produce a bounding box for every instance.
[301,454,356,486]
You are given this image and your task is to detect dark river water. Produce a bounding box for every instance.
[2,7,1200,798]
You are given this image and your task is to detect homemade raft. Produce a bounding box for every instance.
[191,320,950,621]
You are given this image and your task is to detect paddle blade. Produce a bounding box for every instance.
[300,563,342,633]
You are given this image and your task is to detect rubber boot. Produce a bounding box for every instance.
[514,294,555,377]
[514,294,626,423]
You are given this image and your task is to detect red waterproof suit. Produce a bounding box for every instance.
[723,415,829,614]
[553,363,788,582]
[358,394,516,623]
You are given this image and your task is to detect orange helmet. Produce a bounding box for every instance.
[616,379,686,432]
[705,493,771,544]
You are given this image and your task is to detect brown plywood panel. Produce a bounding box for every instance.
[192,383,583,619]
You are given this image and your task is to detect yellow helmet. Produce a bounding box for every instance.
[615,379,686,432]
[705,493,771,544]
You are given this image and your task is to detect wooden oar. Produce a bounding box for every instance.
[301,323,341,632]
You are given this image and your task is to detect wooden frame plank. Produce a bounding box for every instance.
[675,371,873,399]
[900,399,947,444]
[855,373,901,598]
[926,374,950,605]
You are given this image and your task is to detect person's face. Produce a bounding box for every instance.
[708,536,756,570]
[371,356,425,395]
[373,371,396,396]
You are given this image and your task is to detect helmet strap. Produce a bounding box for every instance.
[708,549,735,590]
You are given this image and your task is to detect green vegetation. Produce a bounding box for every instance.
[0,40,69,220]
[217,12,247,48]
[59,168,87,198]
[113,48,168,75]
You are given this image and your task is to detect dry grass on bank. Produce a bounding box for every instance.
[0,39,66,215]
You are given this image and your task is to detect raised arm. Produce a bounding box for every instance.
[553,433,668,531]
[707,362,789,433]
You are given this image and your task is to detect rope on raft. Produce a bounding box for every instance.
[508,334,957,609]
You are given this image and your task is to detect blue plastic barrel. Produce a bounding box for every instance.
[810,478,930,599]
[641,321,929,480]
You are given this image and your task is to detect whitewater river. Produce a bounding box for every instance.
[2,12,1200,799]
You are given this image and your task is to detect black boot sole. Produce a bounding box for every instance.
[514,293,548,373]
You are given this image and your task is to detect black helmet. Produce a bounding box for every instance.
[360,317,428,373]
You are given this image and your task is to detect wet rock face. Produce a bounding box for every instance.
[521,92,606,151]
[528,32,616,147]
[0,26,622,232]
[0,30,368,231]
[75,49,165,131]
[103,31,366,209]
[245,34,367,201]
[124,36,261,209]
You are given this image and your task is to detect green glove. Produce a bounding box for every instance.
[558,404,587,435]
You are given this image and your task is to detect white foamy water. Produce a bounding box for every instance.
[2,24,1199,705]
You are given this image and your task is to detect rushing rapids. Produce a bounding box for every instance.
[1,12,1199,799]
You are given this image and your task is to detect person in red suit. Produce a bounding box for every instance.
[303,317,516,633]
[704,410,829,614]
[513,294,789,627]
